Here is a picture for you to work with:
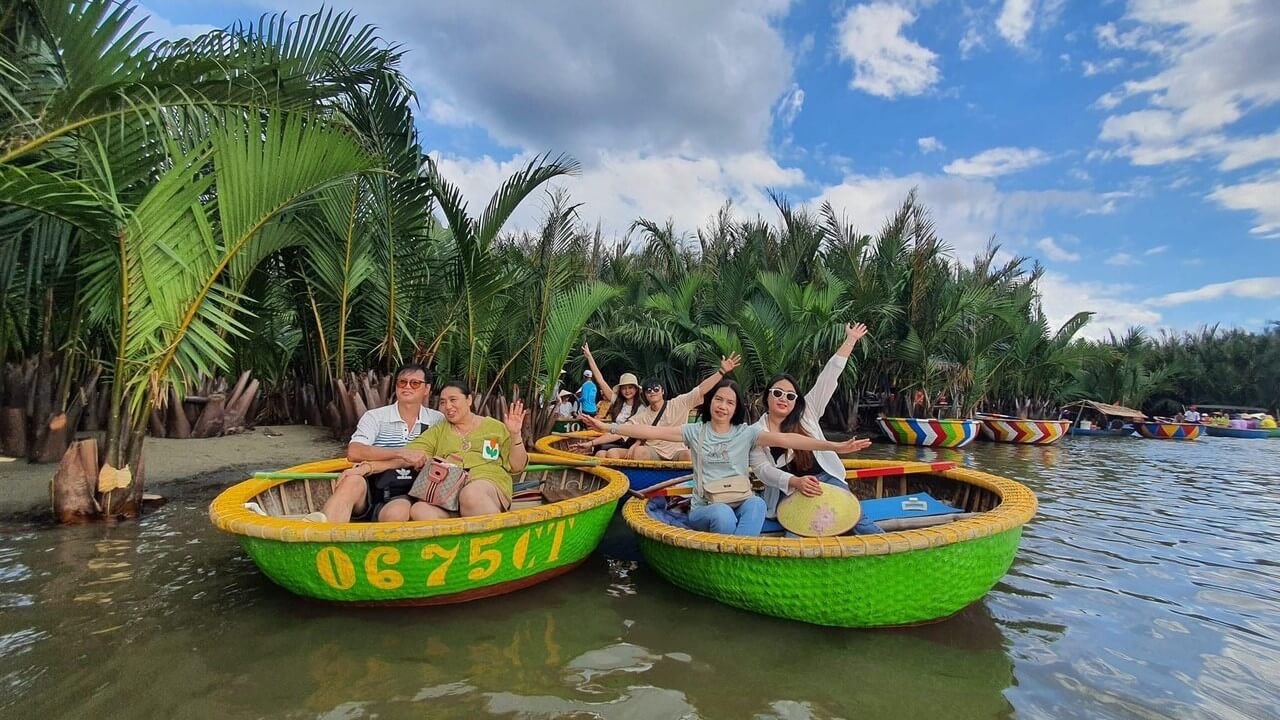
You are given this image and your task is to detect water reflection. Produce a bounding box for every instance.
[0,437,1277,719]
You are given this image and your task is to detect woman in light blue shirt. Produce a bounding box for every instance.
[581,380,869,535]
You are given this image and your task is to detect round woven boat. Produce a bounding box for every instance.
[209,453,628,605]
[1204,425,1271,439]
[536,432,692,491]
[1134,421,1202,440]
[623,459,1037,628]
[977,415,1070,445]
[877,417,980,447]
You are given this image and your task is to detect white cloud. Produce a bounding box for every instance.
[813,172,1108,257]
[775,85,806,128]
[1105,252,1138,266]
[1151,277,1280,305]
[1037,273,1162,340]
[1082,58,1125,76]
[917,136,945,153]
[137,3,217,41]
[263,1,795,157]
[836,3,940,98]
[1095,3,1280,169]
[1144,244,1169,255]
[959,26,986,57]
[1208,176,1280,238]
[943,147,1049,177]
[996,0,1036,47]
[1037,237,1081,262]
[433,150,805,239]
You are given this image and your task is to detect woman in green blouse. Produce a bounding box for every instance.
[334,380,528,519]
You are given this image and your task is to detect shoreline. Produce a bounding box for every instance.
[0,425,343,518]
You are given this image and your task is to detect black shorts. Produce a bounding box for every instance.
[355,468,415,521]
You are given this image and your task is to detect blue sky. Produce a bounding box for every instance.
[142,0,1279,339]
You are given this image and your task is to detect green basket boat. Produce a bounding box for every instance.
[209,454,628,605]
[623,460,1037,628]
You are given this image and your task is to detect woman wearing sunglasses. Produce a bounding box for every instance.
[581,379,871,535]
[749,322,882,533]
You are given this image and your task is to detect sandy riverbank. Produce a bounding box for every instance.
[0,425,343,517]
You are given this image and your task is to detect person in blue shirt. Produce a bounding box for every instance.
[579,370,599,416]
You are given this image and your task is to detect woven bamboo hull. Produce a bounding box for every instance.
[623,462,1036,627]
[1134,422,1202,440]
[209,456,628,604]
[536,433,693,491]
[977,417,1070,445]
[876,417,980,448]
[1204,425,1271,439]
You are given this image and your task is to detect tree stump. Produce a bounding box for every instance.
[1,407,27,458]
[33,413,70,464]
[51,438,99,523]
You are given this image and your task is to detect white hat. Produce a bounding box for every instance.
[583,370,593,378]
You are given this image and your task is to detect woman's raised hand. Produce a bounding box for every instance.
[719,353,742,374]
[581,342,594,360]
[503,399,526,436]
[578,413,608,433]
[846,322,869,345]
[833,436,873,454]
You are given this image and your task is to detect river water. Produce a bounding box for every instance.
[1,437,1277,719]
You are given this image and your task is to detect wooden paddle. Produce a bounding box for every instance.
[625,473,694,500]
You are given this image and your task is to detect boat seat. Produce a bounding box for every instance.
[858,493,963,523]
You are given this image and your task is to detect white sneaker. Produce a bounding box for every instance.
[302,511,328,523]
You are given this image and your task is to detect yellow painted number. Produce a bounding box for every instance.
[421,543,459,587]
[364,546,404,590]
[467,534,504,581]
[316,546,356,590]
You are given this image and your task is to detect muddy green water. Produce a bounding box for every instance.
[2,437,1278,719]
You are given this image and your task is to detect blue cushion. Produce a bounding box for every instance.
[761,518,784,534]
[858,493,962,523]
[646,498,694,529]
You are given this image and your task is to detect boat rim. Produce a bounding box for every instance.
[622,464,1036,559]
[208,453,629,543]
[535,431,691,468]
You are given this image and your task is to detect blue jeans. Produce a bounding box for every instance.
[689,495,766,536]
[814,471,884,535]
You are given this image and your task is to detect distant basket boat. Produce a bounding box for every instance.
[536,432,692,492]
[976,414,1070,445]
[1204,425,1271,439]
[1060,400,1144,438]
[876,417,980,448]
[624,459,1037,627]
[1134,422,1202,440]
[208,455,628,605]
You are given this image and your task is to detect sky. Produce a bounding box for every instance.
[141,0,1280,339]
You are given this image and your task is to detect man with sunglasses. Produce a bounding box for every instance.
[311,363,444,523]
[576,354,742,460]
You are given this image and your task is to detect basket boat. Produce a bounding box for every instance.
[208,454,628,605]
[623,459,1037,628]
[1204,425,1271,439]
[876,417,980,448]
[536,432,693,492]
[976,414,1070,445]
[1134,422,1202,440]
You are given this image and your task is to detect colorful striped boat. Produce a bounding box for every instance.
[1134,422,1202,440]
[976,415,1070,445]
[208,455,628,605]
[876,417,980,448]
[1204,425,1271,439]
[624,459,1037,627]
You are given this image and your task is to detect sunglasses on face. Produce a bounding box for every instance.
[396,379,426,389]
[644,386,663,393]
[768,388,798,402]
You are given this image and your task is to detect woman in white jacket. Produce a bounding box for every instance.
[749,322,882,534]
